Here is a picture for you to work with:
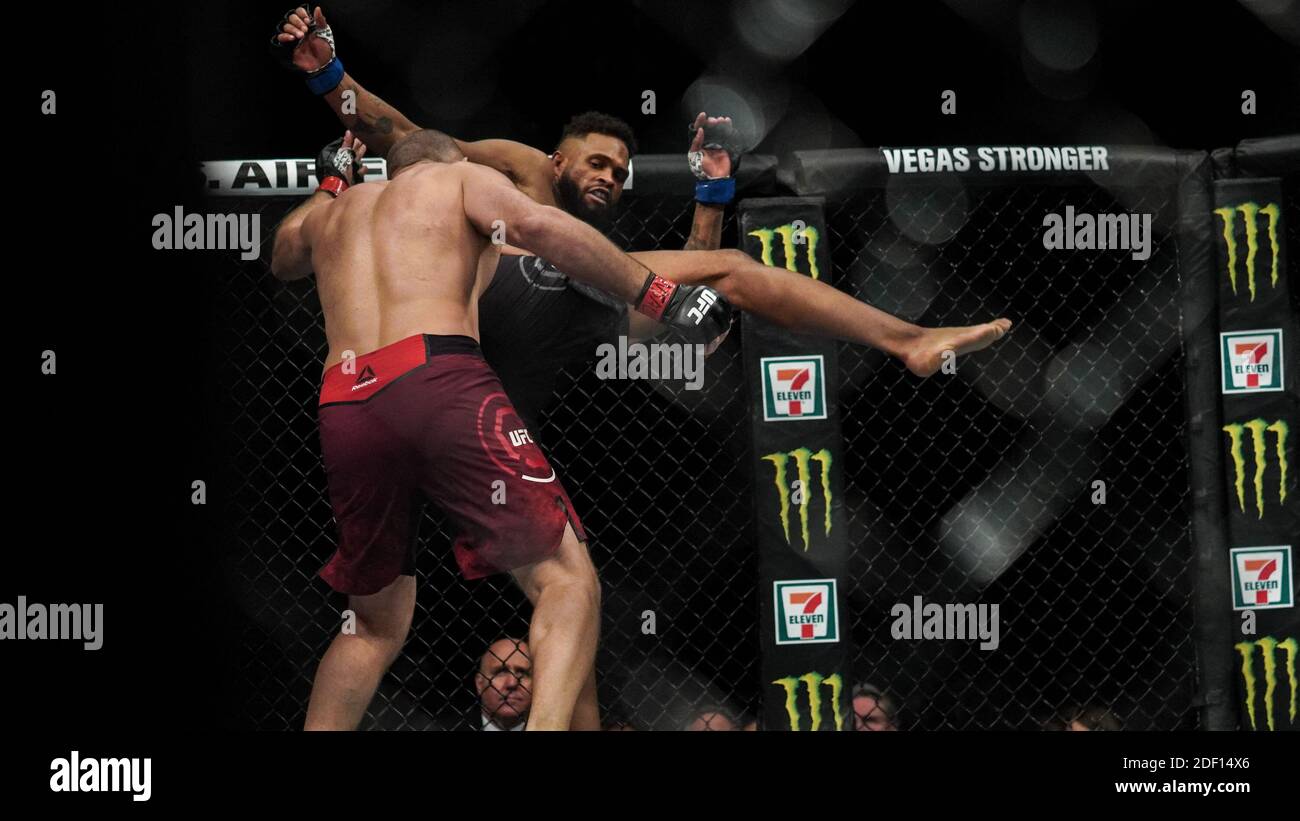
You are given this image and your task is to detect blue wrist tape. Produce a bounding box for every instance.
[694,177,735,204]
[306,58,345,96]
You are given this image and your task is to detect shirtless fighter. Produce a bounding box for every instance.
[271,6,1013,434]
[270,130,731,730]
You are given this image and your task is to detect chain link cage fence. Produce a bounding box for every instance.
[211,148,1234,731]
[821,156,1201,732]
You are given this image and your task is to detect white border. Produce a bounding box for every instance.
[1230,545,1294,611]
[760,354,828,422]
[1219,328,1285,395]
[773,578,840,645]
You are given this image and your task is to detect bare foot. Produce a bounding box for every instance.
[902,319,1013,377]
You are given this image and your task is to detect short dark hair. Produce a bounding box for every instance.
[557,111,637,157]
[387,129,464,175]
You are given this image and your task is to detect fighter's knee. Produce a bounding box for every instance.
[353,618,409,666]
[354,612,410,646]
[719,248,750,270]
[350,600,413,650]
[715,248,756,308]
[347,576,415,641]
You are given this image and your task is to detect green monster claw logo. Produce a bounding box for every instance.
[763,448,832,550]
[773,671,845,731]
[1235,636,1298,731]
[1214,201,1281,302]
[749,223,821,280]
[1222,419,1290,518]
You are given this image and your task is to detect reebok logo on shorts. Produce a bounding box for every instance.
[352,365,379,392]
[320,336,428,405]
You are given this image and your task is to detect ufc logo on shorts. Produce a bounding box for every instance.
[687,290,717,324]
[508,429,534,447]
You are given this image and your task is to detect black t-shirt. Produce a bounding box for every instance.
[478,254,627,427]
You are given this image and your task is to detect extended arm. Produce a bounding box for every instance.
[273,7,549,182]
[323,74,419,156]
[683,202,725,252]
[461,164,650,305]
[683,113,739,251]
[326,74,547,183]
[326,74,547,182]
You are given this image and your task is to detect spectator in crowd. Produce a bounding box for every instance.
[475,637,532,731]
[741,717,758,731]
[604,720,637,731]
[1042,703,1122,731]
[684,706,737,731]
[852,682,900,731]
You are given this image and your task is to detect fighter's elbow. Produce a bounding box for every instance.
[269,232,308,281]
[268,236,292,280]
[268,243,286,279]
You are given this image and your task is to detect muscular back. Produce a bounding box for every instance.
[302,161,500,369]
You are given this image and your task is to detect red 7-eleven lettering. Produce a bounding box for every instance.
[789,590,823,638]
[1245,558,1278,604]
[778,367,810,415]
[1234,342,1268,388]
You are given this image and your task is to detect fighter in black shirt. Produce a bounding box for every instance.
[273,7,1012,416]
[477,253,628,429]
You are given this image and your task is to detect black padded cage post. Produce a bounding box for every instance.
[1208,136,1300,733]
[1173,149,1235,731]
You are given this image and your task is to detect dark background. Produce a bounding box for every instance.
[192,0,1300,159]
[9,0,1299,735]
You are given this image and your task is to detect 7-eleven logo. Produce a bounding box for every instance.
[1220,329,1284,394]
[762,355,827,421]
[1231,546,1294,610]
[774,579,840,645]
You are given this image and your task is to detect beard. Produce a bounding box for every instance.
[554,172,616,231]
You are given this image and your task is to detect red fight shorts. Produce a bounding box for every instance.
[315,334,585,595]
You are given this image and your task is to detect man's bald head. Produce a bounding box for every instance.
[475,637,532,729]
[387,129,465,175]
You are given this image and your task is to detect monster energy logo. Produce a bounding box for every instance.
[1215,201,1281,302]
[748,222,821,280]
[1222,419,1290,518]
[773,671,845,731]
[1235,636,1297,731]
[763,447,832,550]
